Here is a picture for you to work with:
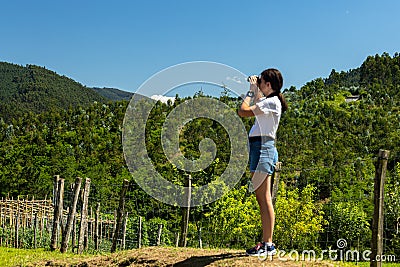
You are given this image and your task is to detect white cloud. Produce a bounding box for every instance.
[150,95,175,104]
[226,76,244,84]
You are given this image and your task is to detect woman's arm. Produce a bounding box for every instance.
[238,96,257,117]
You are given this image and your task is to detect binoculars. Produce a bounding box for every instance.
[247,75,261,84]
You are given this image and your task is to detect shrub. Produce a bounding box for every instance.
[274,182,327,251]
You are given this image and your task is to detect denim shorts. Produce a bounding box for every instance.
[249,136,278,174]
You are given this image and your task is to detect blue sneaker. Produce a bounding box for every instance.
[266,244,277,256]
[246,242,276,256]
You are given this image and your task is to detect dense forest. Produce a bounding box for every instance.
[0,53,399,255]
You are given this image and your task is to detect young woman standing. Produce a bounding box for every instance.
[238,68,288,256]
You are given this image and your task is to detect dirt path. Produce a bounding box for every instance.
[32,247,349,267]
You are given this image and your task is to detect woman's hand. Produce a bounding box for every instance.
[238,75,259,118]
[248,75,264,100]
[248,75,259,93]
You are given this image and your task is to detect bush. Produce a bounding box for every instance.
[324,200,371,250]
[274,182,327,251]
[145,217,174,246]
[203,186,261,248]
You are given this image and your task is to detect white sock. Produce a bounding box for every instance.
[265,242,273,247]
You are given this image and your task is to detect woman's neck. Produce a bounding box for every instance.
[261,87,275,98]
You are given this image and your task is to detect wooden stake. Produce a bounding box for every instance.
[198,227,203,249]
[179,175,191,247]
[78,178,91,254]
[34,213,38,249]
[175,232,179,247]
[71,216,76,253]
[60,177,82,253]
[94,202,100,250]
[138,216,142,249]
[50,177,64,251]
[14,212,19,248]
[271,162,282,205]
[121,212,128,250]
[370,150,390,267]
[111,179,129,253]
[156,223,163,246]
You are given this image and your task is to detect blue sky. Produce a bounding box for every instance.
[1,0,399,97]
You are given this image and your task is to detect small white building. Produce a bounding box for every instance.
[345,95,360,103]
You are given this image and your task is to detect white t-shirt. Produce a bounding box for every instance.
[248,96,281,139]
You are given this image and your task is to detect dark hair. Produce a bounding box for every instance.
[260,68,288,113]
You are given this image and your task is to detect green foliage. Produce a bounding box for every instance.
[145,217,175,246]
[0,101,129,210]
[324,200,371,250]
[274,182,326,251]
[203,186,261,248]
[0,226,51,249]
[384,162,400,256]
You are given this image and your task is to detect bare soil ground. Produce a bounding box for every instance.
[29,247,351,267]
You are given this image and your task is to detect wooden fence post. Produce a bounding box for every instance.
[99,216,103,246]
[31,196,35,229]
[111,179,129,253]
[84,223,88,251]
[50,177,64,251]
[112,210,117,240]
[198,227,202,249]
[175,233,179,247]
[370,149,390,267]
[89,208,93,242]
[271,162,282,205]
[71,216,76,253]
[40,207,44,243]
[78,178,91,254]
[121,212,128,250]
[34,213,38,249]
[14,212,19,248]
[138,216,142,249]
[94,202,100,250]
[156,223,163,246]
[53,175,59,207]
[179,175,191,247]
[10,196,14,228]
[60,177,82,253]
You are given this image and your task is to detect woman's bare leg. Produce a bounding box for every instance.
[252,172,274,243]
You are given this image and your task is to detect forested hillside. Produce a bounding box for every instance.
[0,53,399,254]
[0,62,107,122]
[92,87,134,101]
[280,52,400,188]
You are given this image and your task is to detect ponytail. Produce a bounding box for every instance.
[267,91,288,113]
[278,93,288,113]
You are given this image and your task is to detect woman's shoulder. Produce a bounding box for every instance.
[257,96,280,105]
[256,96,281,113]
